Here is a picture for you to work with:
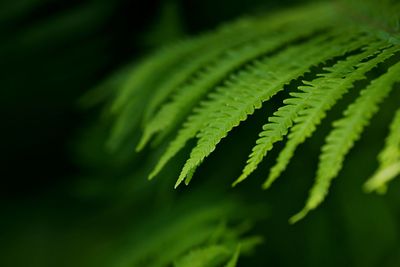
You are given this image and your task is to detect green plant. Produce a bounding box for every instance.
[105,0,399,218]
[80,0,400,265]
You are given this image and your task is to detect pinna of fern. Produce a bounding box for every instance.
[103,0,400,222]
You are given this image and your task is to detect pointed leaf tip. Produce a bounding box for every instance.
[261,178,274,190]
[136,136,148,152]
[148,164,162,180]
[174,174,185,188]
[232,174,247,187]
[148,172,155,180]
[289,208,309,224]
[174,180,181,189]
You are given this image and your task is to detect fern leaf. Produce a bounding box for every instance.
[111,14,276,113]
[136,16,336,151]
[139,2,338,139]
[176,32,368,187]
[290,60,400,224]
[141,22,261,122]
[142,31,275,123]
[265,44,400,189]
[106,42,204,149]
[233,39,384,186]
[364,108,400,192]
[108,18,262,148]
[148,34,348,178]
[108,34,223,149]
[142,7,334,122]
[96,0,400,230]
[149,111,203,179]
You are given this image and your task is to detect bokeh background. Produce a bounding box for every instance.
[2,0,400,266]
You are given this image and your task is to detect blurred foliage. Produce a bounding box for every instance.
[1,0,400,267]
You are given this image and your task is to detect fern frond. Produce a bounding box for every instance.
[364,108,400,192]
[111,14,278,113]
[137,12,337,151]
[233,39,386,186]
[141,23,262,122]
[142,6,335,122]
[107,42,200,149]
[108,17,266,148]
[290,60,400,223]
[264,44,400,189]
[147,35,347,178]
[176,32,369,187]
[98,0,400,225]
[147,30,333,179]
